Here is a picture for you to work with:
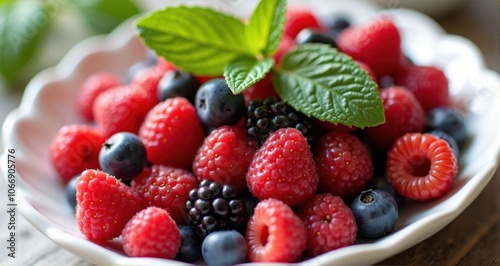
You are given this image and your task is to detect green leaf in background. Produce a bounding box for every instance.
[274,44,384,128]
[135,6,253,76]
[73,0,140,34]
[0,0,52,84]
[245,0,286,56]
[224,56,274,94]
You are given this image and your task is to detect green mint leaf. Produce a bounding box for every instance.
[245,0,286,56]
[73,0,140,34]
[0,0,51,84]
[274,44,384,128]
[135,6,253,76]
[224,56,274,94]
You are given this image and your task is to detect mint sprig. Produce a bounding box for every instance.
[135,0,385,128]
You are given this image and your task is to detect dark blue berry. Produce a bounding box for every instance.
[195,78,245,127]
[65,175,79,212]
[201,230,247,266]
[426,108,467,147]
[427,130,460,158]
[350,189,398,238]
[327,16,351,35]
[296,28,337,48]
[98,132,147,181]
[157,69,199,103]
[175,225,202,262]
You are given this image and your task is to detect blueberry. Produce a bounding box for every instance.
[99,132,147,181]
[126,50,158,83]
[65,175,79,212]
[175,225,202,262]
[201,230,247,266]
[195,78,245,127]
[365,175,405,208]
[296,28,337,48]
[427,130,460,158]
[426,108,467,147]
[350,189,398,238]
[157,69,199,104]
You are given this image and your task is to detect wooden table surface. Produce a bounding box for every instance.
[0,0,498,265]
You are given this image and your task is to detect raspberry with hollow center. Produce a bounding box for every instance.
[246,198,307,262]
[386,133,458,201]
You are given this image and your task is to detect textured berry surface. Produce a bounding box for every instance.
[131,165,198,224]
[202,230,248,266]
[245,97,314,146]
[315,131,374,199]
[139,97,205,168]
[284,7,321,39]
[427,130,460,158]
[298,193,357,256]
[350,189,398,238]
[246,128,318,207]
[93,84,157,138]
[193,126,256,192]
[99,132,147,181]
[122,207,180,259]
[175,224,202,262]
[77,73,121,121]
[195,78,245,127]
[387,133,458,200]
[185,180,247,237]
[246,198,307,262]
[337,17,404,77]
[364,86,425,151]
[76,169,143,242]
[395,65,450,112]
[50,125,105,183]
[426,107,467,147]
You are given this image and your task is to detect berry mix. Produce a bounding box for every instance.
[50,2,467,265]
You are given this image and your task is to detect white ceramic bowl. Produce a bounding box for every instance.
[2,1,500,265]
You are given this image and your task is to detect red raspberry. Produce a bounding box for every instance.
[77,73,121,121]
[364,86,425,151]
[122,207,181,259]
[283,7,321,39]
[93,84,157,138]
[243,73,279,105]
[131,165,197,224]
[355,60,377,83]
[387,133,458,201]
[193,126,256,193]
[395,65,450,113]
[76,169,143,242]
[246,128,318,207]
[298,193,357,256]
[315,131,373,199]
[132,57,176,102]
[273,35,296,65]
[313,118,358,133]
[337,17,404,77]
[139,97,205,168]
[49,125,105,183]
[246,198,307,263]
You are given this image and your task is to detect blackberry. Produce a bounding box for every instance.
[245,97,314,146]
[185,180,246,237]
